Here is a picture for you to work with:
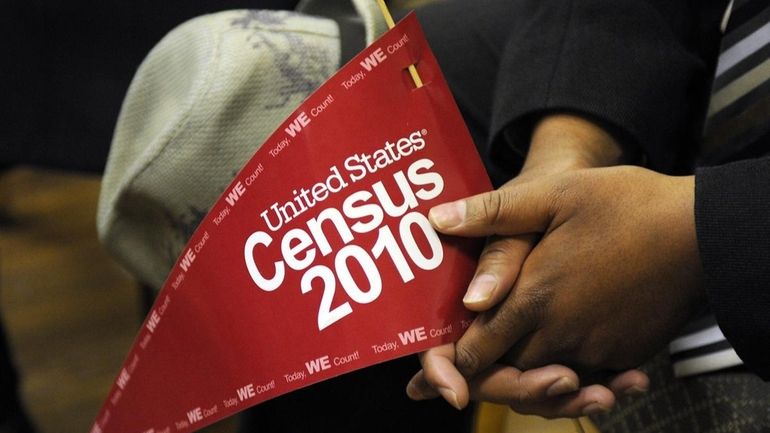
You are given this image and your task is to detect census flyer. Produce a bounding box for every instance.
[91,12,491,433]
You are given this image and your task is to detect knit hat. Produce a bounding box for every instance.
[97,2,384,289]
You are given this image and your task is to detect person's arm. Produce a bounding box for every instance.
[486,0,726,176]
[407,0,728,414]
[696,157,770,380]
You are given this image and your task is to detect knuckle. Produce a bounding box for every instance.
[478,240,516,266]
[545,177,570,216]
[479,286,551,345]
[478,245,506,262]
[511,285,552,326]
[510,373,536,404]
[480,191,504,226]
[454,344,482,377]
[483,300,523,340]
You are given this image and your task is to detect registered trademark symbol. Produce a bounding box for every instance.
[421,129,428,135]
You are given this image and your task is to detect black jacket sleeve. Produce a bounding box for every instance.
[696,157,770,380]
[487,0,726,175]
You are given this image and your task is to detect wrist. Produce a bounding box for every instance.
[663,173,706,305]
[523,114,637,174]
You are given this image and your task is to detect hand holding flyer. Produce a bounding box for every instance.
[92,12,491,433]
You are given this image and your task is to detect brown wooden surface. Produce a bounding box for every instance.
[0,168,234,433]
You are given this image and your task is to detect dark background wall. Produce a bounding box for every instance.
[0,1,299,173]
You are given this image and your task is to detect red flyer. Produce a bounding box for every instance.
[91,12,491,433]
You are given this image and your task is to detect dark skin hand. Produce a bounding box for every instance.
[407,115,660,417]
[408,120,705,416]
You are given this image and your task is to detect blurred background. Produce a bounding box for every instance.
[0,168,236,432]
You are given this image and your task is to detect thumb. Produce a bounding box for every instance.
[428,180,556,237]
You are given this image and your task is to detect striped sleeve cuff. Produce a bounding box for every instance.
[669,314,744,377]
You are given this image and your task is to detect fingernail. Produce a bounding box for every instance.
[463,274,497,304]
[582,402,610,416]
[545,376,578,397]
[438,387,461,410]
[406,382,423,400]
[429,201,465,230]
[624,385,648,396]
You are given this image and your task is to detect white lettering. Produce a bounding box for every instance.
[179,248,196,272]
[305,356,332,374]
[398,327,428,345]
[236,384,256,402]
[244,231,284,292]
[225,182,246,207]
[284,112,311,137]
[359,48,387,71]
[186,407,203,424]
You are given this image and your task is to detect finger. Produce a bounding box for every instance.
[406,369,440,400]
[454,299,536,379]
[408,344,469,409]
[464,235,537,311]
[467,364,579,405]
[428,181,556,237]
[606,369,650,396]
[511,384,616,419]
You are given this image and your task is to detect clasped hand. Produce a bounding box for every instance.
[406,116,704,418]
